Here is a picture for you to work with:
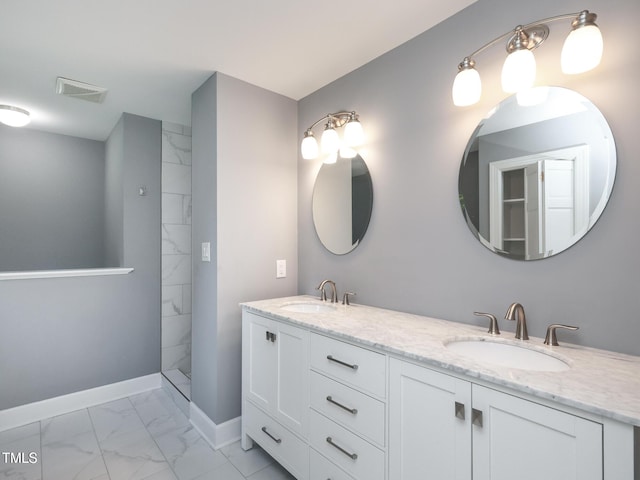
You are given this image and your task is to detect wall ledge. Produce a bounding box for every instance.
[0,267,134,281]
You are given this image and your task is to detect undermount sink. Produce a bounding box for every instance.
[280,302,337,313]
[445,338,570,372]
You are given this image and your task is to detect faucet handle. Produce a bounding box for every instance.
[342,292,356,305]
[474,312,500,335]
[544,324,579,346]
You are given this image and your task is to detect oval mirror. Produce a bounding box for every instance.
[458,87,616,260]
[312,154,373,255]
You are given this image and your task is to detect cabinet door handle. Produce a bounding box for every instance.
[326,395,358,415]
[326,436,358,460]
[326,355,359,371]
[454,401,465,420]
[472,408,483,428]
[261,426,282,444]
[265,331,270,341]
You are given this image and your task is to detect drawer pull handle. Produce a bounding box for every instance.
[326,355,359,371]
[261,426,282,444]
[326,436,358,460]
[326,395,358,415]
[472,408,483,428]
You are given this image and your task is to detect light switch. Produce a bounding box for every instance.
[201,242,211,262]
[276,259,286,278]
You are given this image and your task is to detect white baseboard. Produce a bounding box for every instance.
[190,401,241,450]
[0,373,161,432]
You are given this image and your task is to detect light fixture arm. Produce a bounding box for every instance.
[462,11,586,60]
[304,110,356,132]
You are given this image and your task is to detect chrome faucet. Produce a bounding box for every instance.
[316,280,337,303]
[504,302,529,340]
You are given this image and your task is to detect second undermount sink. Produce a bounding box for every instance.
[280,302,337,313]
[445,338,570,372]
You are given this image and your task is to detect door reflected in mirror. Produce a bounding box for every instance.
[458,87,616,260]
[312,154,373,255]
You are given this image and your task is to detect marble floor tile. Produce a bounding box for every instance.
[154,424,228,480]
[220,441,274,478]
[89,398,146,443]
[100,427,170,480]
[41,430,109,480]
[190,461,245,480]
[246,463,296,480]
[41,409,93,445]
[0,422,42,480]
[130,389,190,437]
[2,389,299,480]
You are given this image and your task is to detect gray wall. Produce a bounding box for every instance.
[0,113,162,410]
[0,126,106,271]
[298,0,640,356]
[105,119,125,267]
[192,73,298,424]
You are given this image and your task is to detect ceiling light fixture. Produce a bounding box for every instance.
[0,105,31,127]
[452,10,603,107]
[301,111,364,163]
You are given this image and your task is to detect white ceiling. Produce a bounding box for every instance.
[0,0,476,140]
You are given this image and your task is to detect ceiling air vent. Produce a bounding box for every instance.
[55,77,108,104]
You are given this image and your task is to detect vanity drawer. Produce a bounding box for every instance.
[309,410,384,480]
[244,401,308,480]
[310,333,386,398]
[310,448,356,480]
[310,371,385,446]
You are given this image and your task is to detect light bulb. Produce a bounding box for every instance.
[502,48,536,93]
[321,124,340,154]
[561,23,603,74]
[344,116,364,147]
[0,105,30,127]
[301,130,319,160]
[452,59,481,106]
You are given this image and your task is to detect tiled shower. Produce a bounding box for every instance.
[161,121,192,399]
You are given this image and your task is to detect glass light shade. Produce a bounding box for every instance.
[501,48,536,93]
[301,134,319,160]
[0,105,30,127]
[561,25,603,74]
[516,86,550,107]
[324,151,338,164]
[321,127,340,154]
[452,67,482,106]
[339,145,357,159]
[344,119,364,147]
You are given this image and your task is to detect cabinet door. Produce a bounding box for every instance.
[274,321,309,437]
[389,358,472,480]
[472,384,602,480]
[244,312,278,413]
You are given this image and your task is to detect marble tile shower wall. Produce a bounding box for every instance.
[161,122,192,374]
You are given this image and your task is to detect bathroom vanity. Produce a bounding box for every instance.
[241,296,639,480]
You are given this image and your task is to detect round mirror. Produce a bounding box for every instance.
[458,87,616,260]
[312,154,373,255]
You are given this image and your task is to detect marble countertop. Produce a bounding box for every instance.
[242,295,640,427]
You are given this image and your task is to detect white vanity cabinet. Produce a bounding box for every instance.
[389,358,603,480]
[242,310,310,479]
[308,333,387,480]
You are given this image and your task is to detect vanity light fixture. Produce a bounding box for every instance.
[0,105,31,127]
[301,111,364,163]
[452,10,603,106]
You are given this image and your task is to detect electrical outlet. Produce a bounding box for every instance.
[276,259,286,278]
